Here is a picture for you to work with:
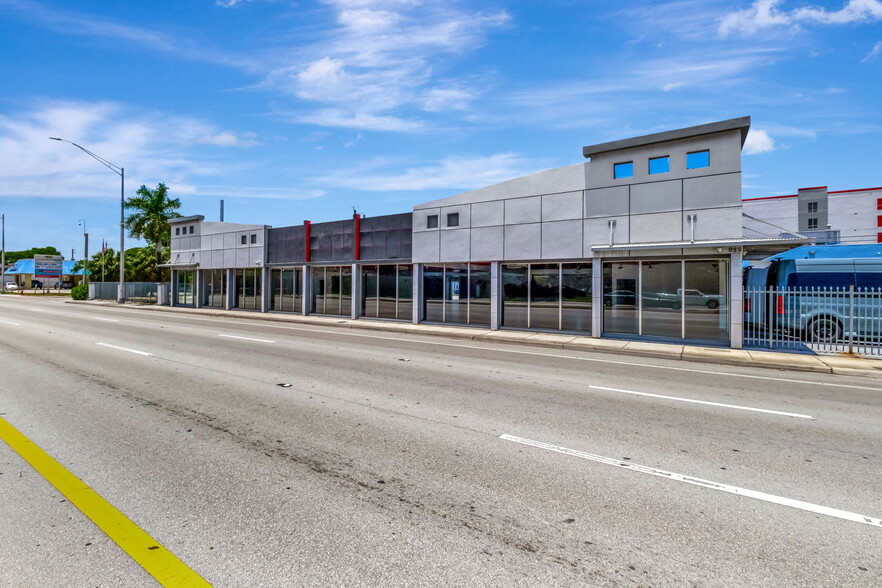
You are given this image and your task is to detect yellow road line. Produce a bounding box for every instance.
[0,417,211,587]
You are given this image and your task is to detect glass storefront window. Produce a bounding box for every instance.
[641,261,682,338]
[602,258,729,344]
[362,265,378,318]
[444,264,469,324]
[468,263,491,327]
[204,269,226,308]
[684,260,728,343]
[397,265,413,321]
[561,263,592,332]
[176,271,194,306]
[310,266,350,317]
[270,268,300,313]
[311,267,325,314]
[423,265,444,322]
[603,262,639,335]
[378,265,397,319]
[530,264,560,330]
[502,264,529,328]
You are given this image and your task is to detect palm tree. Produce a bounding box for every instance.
[124,182,181,280]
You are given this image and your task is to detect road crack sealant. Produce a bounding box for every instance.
[0,338,626,583]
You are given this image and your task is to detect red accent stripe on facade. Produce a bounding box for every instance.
[878,198,882,211]
[743,186,882,202]
[304,220,311,262]
[354,214,361,261]
[830,187,882,195]
[878,216,882,229]
[799,186,827,191]
[743,194,797,201]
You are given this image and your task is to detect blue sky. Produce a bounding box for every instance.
[0,0,880,256]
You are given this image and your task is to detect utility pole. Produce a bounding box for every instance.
[1,214,5,292]
[78,219,88,284]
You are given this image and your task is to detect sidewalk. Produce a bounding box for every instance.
[71,300,882,378]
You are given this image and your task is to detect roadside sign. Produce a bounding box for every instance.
[34,254,64,278]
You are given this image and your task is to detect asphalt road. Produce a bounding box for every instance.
[0,295,880,587]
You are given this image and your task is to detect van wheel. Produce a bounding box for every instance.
[805,317,842,343]
[706,299,719,310]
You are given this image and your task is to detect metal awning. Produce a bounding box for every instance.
[591,237,811,253]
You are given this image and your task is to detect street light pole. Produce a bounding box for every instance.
[1,214,5,292]
[78,219,89,285]
[50,138,125,303]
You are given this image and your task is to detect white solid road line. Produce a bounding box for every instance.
[95,342,153,357]
[62,304,882,393]
[92,317,120,322]
[0,320,22,326]
[218,334,276,343]
[500,434,882,529]
[588,385,814,419]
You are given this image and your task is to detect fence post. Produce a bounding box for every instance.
[767,288,774,349]
[848,285,854,354]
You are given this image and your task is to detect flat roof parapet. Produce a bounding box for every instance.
[582,116,751,159]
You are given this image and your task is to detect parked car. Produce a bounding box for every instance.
[603,290,636,307]
[4,280,18,291]
[32,280,43,288]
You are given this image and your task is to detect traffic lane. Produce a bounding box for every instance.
[3,332,880,587]
[12,297,882,419]
[3,312,876,544]
[0,322,639,586]
[0,443,154,587]
[3,305,881,513]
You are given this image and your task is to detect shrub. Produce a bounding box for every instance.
[70,283,88,300]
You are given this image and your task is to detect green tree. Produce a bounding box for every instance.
[74,245,172,283]
[124,182,181,280]
[5,246,63,265]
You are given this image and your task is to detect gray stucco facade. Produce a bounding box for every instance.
[168,117,802,348]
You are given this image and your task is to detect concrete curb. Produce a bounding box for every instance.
[68,300,882,377]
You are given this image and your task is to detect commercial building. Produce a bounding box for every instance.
[2,258,84,288]
[167,117,806,348]
[743,186,882,245]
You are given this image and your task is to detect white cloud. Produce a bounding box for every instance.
[743,129,776,154]
[194,131,260,147]
[3,0,257,70]
[0,101,269,199]
[720,0,882,37]
[261,0,510,130]
[297,109,425,132]
[313,153,547,191]
[863,40,882,61]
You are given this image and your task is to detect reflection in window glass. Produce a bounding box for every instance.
[444,264,469,324]
[502,264,529,328]
[602,262,639,335]
[641,261,681,338]
[340,266,352,316]
[686,150,710,169]
[397,265,413,321]
[614,162,633,179]
[378,265,397,318]
[468,263,491,327]
[561,264,591,332]
[361,265,378,318]
[530,264,560,330]
[423,265,444,322]
[684,260,728,343]
[311,267,325,314]
[649,156,670,175]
